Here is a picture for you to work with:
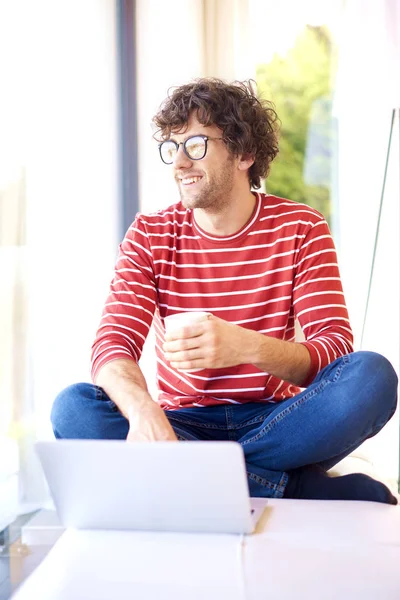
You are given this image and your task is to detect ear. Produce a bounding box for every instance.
[237,154,255,172]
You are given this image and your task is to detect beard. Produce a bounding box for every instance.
[177,156,236,213]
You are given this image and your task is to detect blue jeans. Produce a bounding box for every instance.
[51,351,398,498]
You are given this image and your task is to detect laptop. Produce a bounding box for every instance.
[35,440,267,535]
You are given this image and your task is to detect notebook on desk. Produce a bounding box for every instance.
[35,440,267,535]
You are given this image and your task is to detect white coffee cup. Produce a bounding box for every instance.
[164,312,212,372]
[164,311,211,333]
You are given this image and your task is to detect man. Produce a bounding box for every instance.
[52,79,398,503]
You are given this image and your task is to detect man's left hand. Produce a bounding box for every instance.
[163,315,252,370]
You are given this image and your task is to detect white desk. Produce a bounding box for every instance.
[12,499,400,600]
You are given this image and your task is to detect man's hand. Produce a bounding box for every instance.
[163,315,248,371]
[95,359,178,442]
[162,315,312,386]
[127,400,178,442]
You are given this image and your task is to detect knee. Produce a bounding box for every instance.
[51,382,97,436]
[351,351,398,413]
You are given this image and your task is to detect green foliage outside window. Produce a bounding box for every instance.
[257,25,336,226]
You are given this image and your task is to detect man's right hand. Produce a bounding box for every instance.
[95,358,178,442]
[127,400,178,442]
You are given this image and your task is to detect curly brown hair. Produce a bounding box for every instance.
[152,78,280,189]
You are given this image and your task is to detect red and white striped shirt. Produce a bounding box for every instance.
[91,193,353,409]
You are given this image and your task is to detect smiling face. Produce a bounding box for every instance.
[170,113,239,212]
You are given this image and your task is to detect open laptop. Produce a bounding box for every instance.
[35,440,267,535]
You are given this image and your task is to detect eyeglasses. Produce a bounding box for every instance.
[158,135,224,165]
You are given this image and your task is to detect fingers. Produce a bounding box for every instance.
[163,316,223,369]
[164,348,204,368]
[163,336,202,353]
[164,321,208,342]
[127,418,178,442]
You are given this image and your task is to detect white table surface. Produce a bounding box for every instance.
[12,499,400,600]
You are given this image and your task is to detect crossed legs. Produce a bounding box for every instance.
[51,351,398,503]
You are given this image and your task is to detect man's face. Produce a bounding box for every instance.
[169,113,238,212]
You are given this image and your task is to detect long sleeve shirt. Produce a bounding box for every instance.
[91,193,353,409]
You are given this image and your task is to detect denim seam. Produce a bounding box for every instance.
[176,433,192,441]
[226,407,237,440]
[95,385,104,400]
[225,406,233,429]
[233,415,268,429]
[247,469,288,497]
[167,413,267,430]
[167,416,227,430]
[94,385,119,412]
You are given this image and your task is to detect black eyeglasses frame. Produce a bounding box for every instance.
[158,134,224,165]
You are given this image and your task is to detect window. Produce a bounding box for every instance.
[250,0,340,230]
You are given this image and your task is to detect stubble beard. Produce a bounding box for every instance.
[179,157,235,213]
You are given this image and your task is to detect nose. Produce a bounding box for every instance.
[173,144,192,170]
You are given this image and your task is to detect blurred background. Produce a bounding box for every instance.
[0,0,399,527]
